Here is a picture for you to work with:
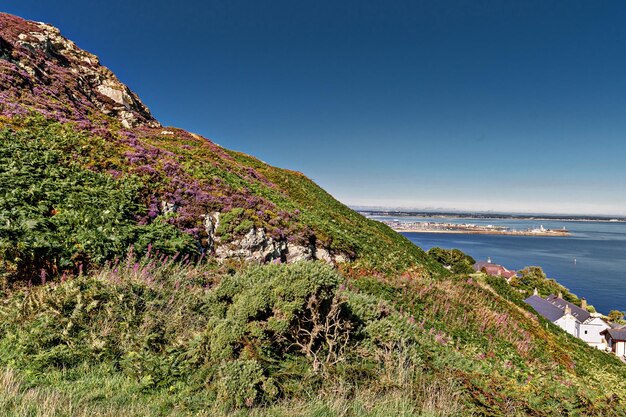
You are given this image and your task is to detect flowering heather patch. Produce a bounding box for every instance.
[0,115,310,258]
[0,13,157,129]
[111,126,305,242]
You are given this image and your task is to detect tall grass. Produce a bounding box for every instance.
[0,366,467,417]
[0,367,162,417]
[1,255,625,415]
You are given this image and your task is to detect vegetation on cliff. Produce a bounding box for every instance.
[0,115,440,285]
[1,12,626,417]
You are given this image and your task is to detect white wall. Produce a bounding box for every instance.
[555,314,578,338]
[579,318,610,348]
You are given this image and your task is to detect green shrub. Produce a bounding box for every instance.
[427,247,475,274]
[510,266,580,302]
[215,359,277,409]
[204,262,350,372]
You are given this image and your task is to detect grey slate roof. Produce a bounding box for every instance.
[601,327,626,341]
[524,295,566,322]
[545,295,591,322]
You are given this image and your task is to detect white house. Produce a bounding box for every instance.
[600,326,626,357]
[524,292,610,349]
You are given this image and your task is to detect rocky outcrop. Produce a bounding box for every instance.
[203,212,347,264]
[0,13,159,128]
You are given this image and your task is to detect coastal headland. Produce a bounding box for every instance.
[380,220,571,237]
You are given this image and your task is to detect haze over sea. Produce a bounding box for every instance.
[371,215,626,314]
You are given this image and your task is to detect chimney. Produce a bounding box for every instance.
[581,298,587,310]
[564,304,571,315]
[558,291,563,299]
[533,288,538,296]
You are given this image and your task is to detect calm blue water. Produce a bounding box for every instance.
[371,216,626,314]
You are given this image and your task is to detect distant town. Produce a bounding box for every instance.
[377,219,571,236]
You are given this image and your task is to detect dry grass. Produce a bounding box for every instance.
[1,367,88,417]
[0,365,467,417]
[0,368,163,417]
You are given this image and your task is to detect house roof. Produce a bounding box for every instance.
[545,295,591,322]
[473,261,491,270]
[524,295,567,322]
[600,327,626,341]
[473,261,517,279]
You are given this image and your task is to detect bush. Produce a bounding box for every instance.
[215,359,277,409]
[510,266,580,302]
[427,247,475,274]
[204,262,352,372]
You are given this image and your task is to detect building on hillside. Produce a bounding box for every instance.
[473,258,517,281]
[524,292,610,350]
[600,326,626,357]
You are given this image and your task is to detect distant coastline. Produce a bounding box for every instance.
[391,228,570,237]
[357,210,626,223]
[379,220,571,237]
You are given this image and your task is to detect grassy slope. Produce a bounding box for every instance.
[0,116,443,280]
[223,149,441,273]
[1,115,626,416]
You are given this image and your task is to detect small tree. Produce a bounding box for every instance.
[513,266,578,302]
[608,310,625,323]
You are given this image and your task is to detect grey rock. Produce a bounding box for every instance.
[202,211,348,265]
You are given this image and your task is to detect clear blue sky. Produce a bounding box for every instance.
[4,1,626,215]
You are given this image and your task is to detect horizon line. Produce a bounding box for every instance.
[350,206,626,218]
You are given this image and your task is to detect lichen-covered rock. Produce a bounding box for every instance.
[215,228,283,262]
[0,13,159,128]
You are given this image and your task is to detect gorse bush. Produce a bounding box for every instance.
[216,359,274,409]
[0,260,456,413]
[427,247,476,274]
[205,262,352,373]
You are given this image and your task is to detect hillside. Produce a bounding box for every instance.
[1,12,626,416]
[0,12,441,283]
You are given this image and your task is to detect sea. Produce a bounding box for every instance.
[369,215,626,314]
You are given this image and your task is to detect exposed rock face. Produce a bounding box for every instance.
[0,13,159,128]
[204,212,347,265]
[215,228,287,262]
